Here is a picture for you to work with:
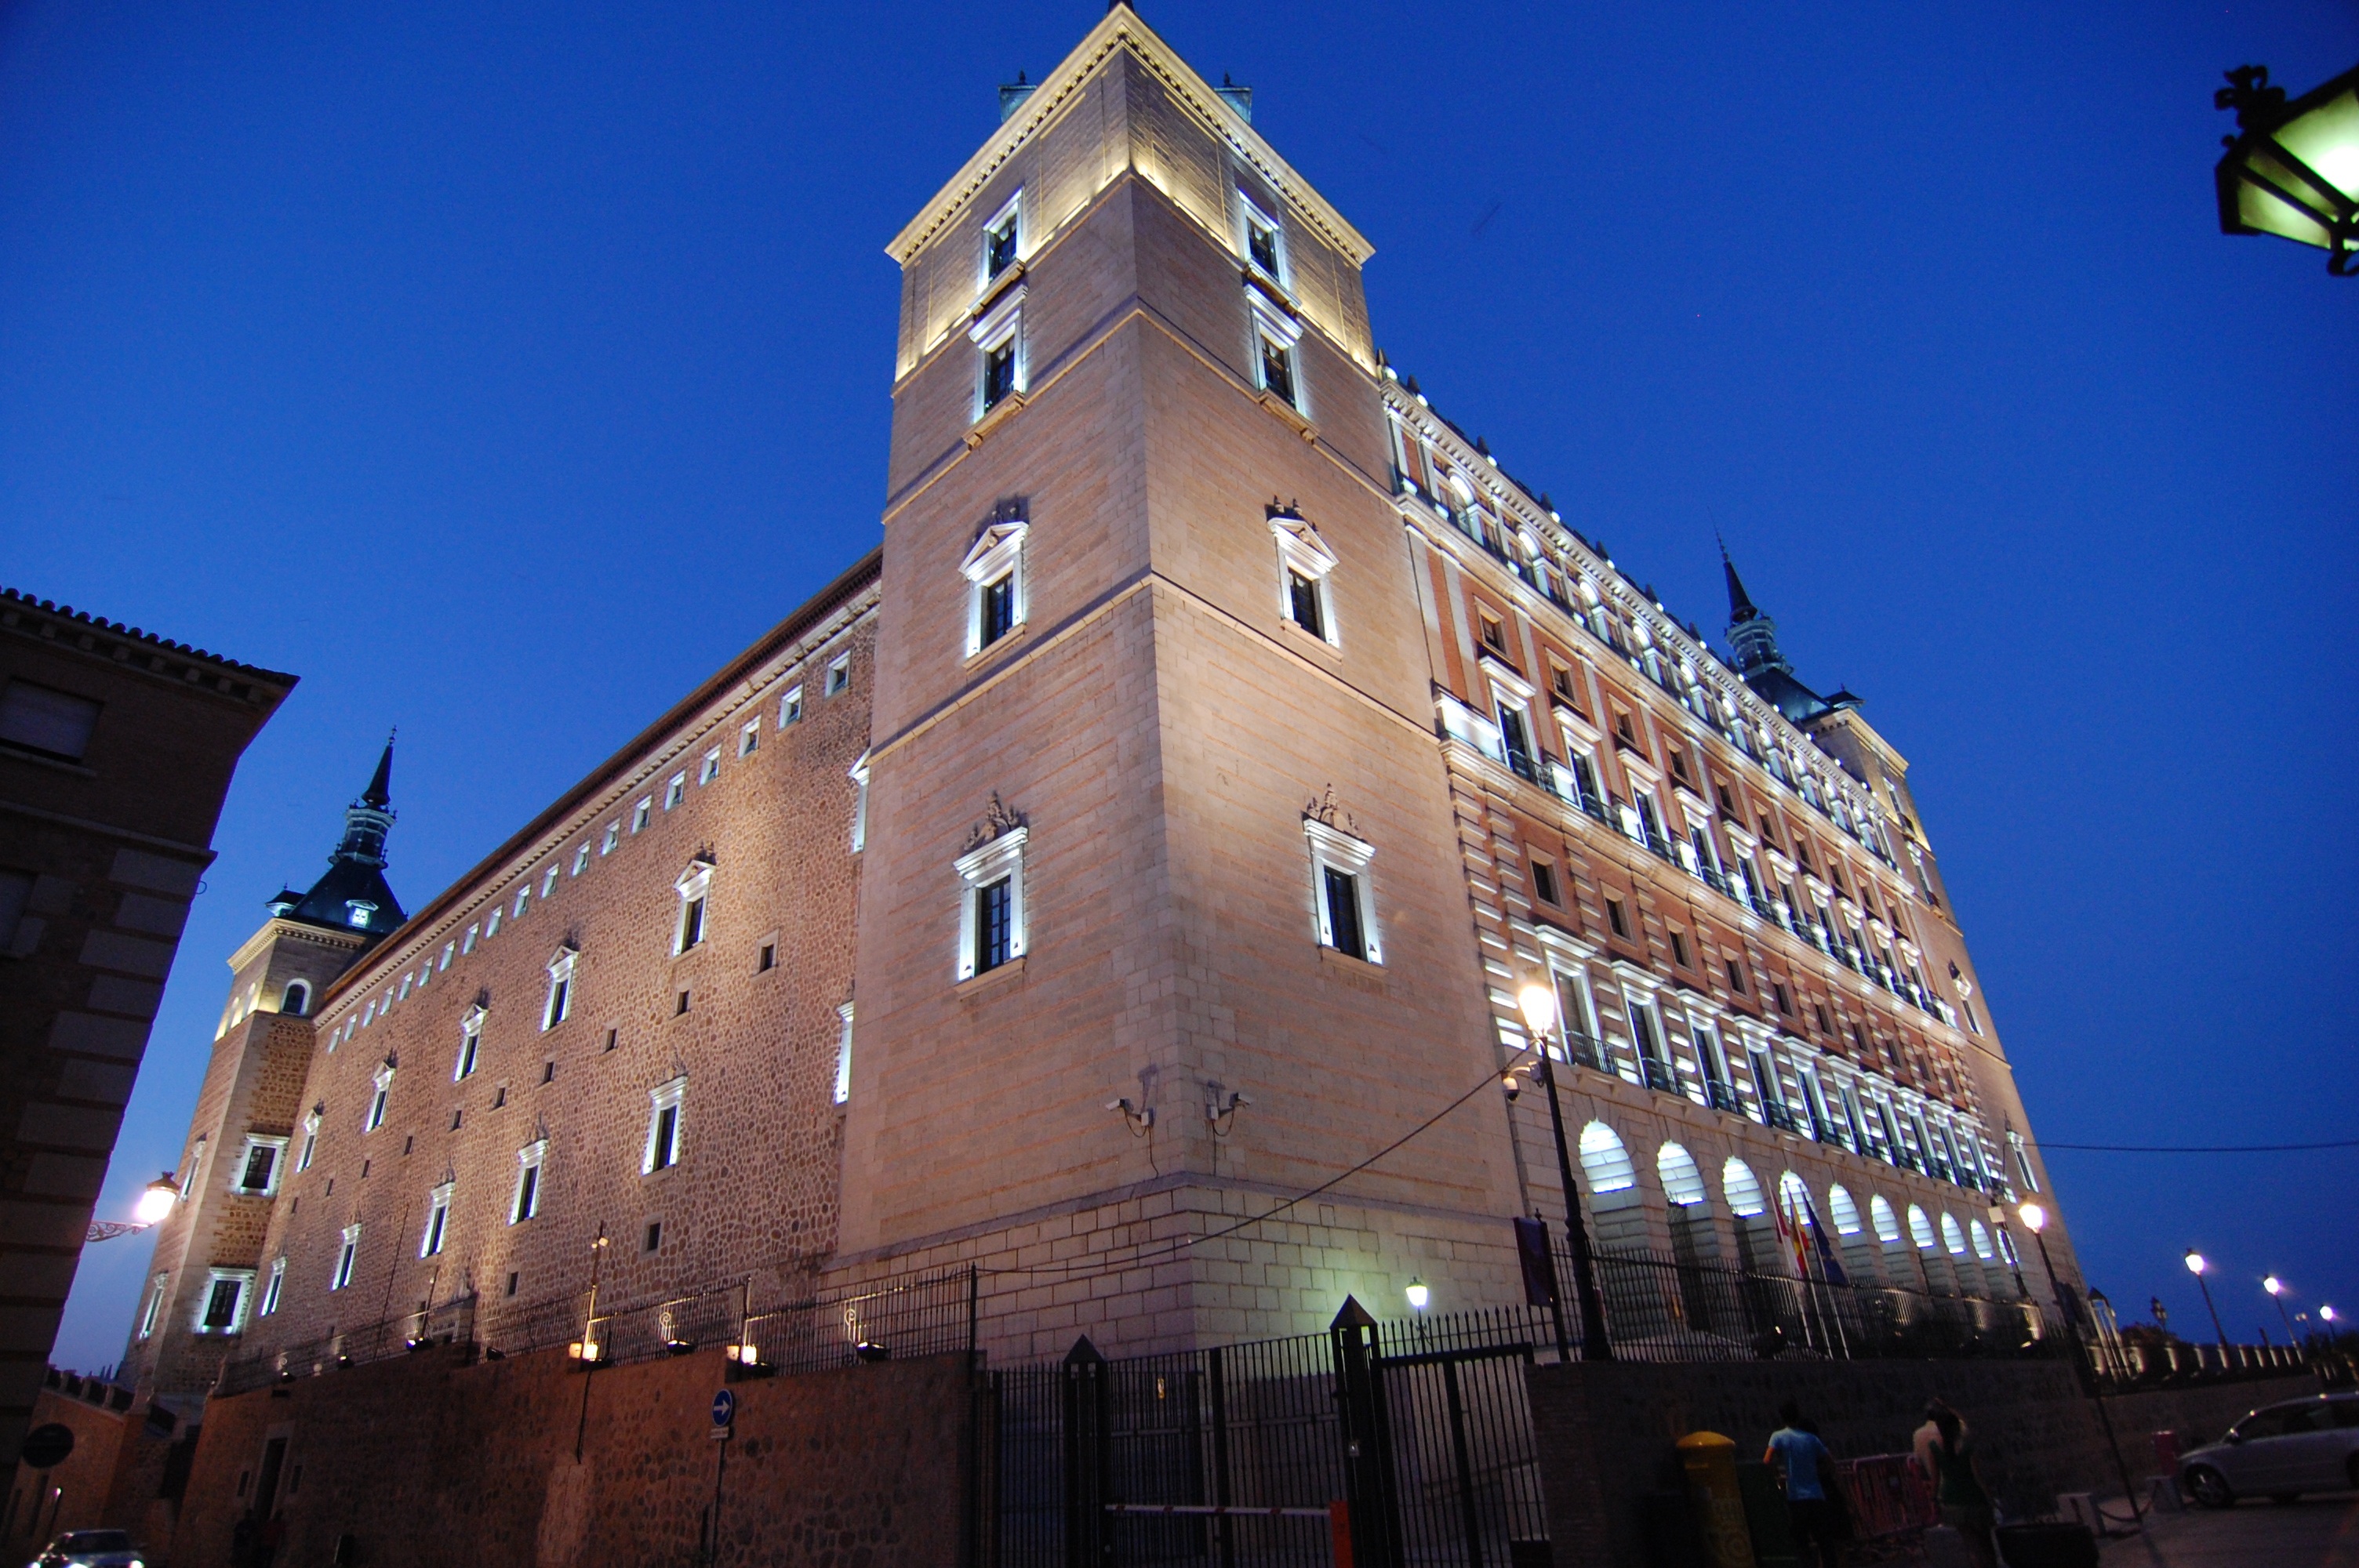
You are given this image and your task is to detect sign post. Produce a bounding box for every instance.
[703,1387,736,1566]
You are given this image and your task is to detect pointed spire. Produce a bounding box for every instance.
[1719,535,1761,623]
[359,730,394,809]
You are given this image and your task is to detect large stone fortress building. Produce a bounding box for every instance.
[122,6,2074,1405]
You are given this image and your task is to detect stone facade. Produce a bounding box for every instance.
[127,3,2082,1426]
[0,587,292,1474]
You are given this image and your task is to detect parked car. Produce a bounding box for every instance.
[2181,1392,2359,1507]
[25,1530,142,1568]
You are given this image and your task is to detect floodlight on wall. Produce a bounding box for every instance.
[2215,63,2359,274]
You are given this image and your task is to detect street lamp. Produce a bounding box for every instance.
[2324,1305,2341,1329]
[86,1173,184,1244]
[2185,1250,2230,1351]
[1405,1277,1430,1313]
[2214,63,2359,274]
[2017,1202,2145,1515]
[1518,980,1612,1360]
[2264,1276,2300,1346]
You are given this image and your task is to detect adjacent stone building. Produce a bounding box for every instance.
[0,588,293,1476]
[119,5,2080,1438]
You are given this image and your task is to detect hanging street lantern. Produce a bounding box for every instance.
[2214,63,2359,274]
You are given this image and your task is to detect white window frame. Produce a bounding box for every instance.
[231,1134,289,1197]
[260,1257,285,1317]
[331,1225,361,1290]
[1303,816,1381,964]
[1270,513,1339,646]
[824,652,851,696]
[961,521,1030,657]
[739,718,760,757]
[485,907,501,938]
[981,188,1023,286]
[296,1110,320,1173]
[833,1002,854,1106]
[699,748,721,785]
[139,1272,169,1338]
[779,684,804,726]
[512,1139,547,1224]
[463,922,480,955]
[1237,191,1289,289]
[1248,289,1304,413]
[849,752,870,853]
[543,946,577,1030]
[970,282,1027,417]
[664,774,686,810]
[674,860,713,954]
[954,826,1028,982]
[455,1007,485,1080]
[632,798,652,833]
[642,1076,687,1173]
[365,1063,394,1131]
[572,844,591,876]
[420,1181,453,1258]
[280,979,311,1016]
[541,866,560,898]
[602,822,620,855]
[194,1268,256,1336]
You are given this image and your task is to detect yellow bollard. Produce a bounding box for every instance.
[1677,1430,1757,1568]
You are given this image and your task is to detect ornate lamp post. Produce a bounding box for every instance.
[1518,981,1612,1359]
[85,1174,184,1243]
[2214,63,2359,274]
[2185,1250,2230,1351]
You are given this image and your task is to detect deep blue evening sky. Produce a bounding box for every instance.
[9,0,2353,1370]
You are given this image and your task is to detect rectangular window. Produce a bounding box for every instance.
[1245,211,1281,276]
[826,653,851,695]
[739,720,759,757]
[780,686,804,725]
[1259,333,1296,408]
[513,886,531,920]
[974,877,1013,974]
[420,1185,452,1258]
[1771,982,1792,1014]
[365,1080,390,1131]
[833,1003,854,1105]
[1497,699,1535,779]
[200,1275,245,1333]
[0,679,102,761]
[1478,612,1506,654]
[700,749,721,785]
[544,971,572,1029]
[678,894,705,953]
[1322,866,1365,961]
[456,1018,481,1080]
[1605,898,1629,938]
[463,923,480,955]
[985,204,1020,279]
[572,845,590,876]
[260,1258,285,1317]
[1285,569,1325,638]
[237,1140,278,1194]
[982,339,1018,410]
[1531,861,1559,906]
[332,1227,360,1290]
[512,1143,545,1224]
[440,942,455,970]
[980,572,1016,647]
[542,867,559,897]
[633,799,652,833]
[296,1116,319,1173]
[644,1080,685,1173]
[1669,930,1689,968]
[139,1273,169,1338]
[602,823,620,855]
[664,775,685,809]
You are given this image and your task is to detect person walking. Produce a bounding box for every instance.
[1765,1399,1843,1567]
[1913,1399,1997,1568]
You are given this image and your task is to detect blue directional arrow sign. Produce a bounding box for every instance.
[711,1388,736,1429]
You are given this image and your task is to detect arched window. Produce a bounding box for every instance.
[1656,1143,1707,1207]
[1907,1204,1938,1251]
[1969,1220,1997,1261]
[1827,1185,1863,1236]
[1870,1194,1902,1243]
[1579,1123,1636,1193]
[281,980,311,1016]
[1721,1158,1765,1217]
[1776,1171,1814,1227]
[1939,1213,1968,1257]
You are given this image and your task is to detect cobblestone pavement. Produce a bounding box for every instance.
[2123,1493,2359,1566]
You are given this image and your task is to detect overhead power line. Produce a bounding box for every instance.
[2036,1138,2359,1154]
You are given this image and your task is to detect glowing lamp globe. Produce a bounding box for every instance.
[1405,1277,1430,1312]
[133,1174,180,1226]
[2215,63,2359,274]
[2016,1202,2046,1235]
[2265,1276,2284,1297]
[2184,1250,2208,1276]
[2324,1305,2340,1324]
[1516,983,1556,1038]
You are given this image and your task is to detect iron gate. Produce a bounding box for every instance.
[982,1298,1551,1568]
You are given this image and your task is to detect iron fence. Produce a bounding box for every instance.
[984,1300,1550,1568]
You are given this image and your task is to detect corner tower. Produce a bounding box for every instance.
[119,743,405,1411]
[837,6,1519,1355]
